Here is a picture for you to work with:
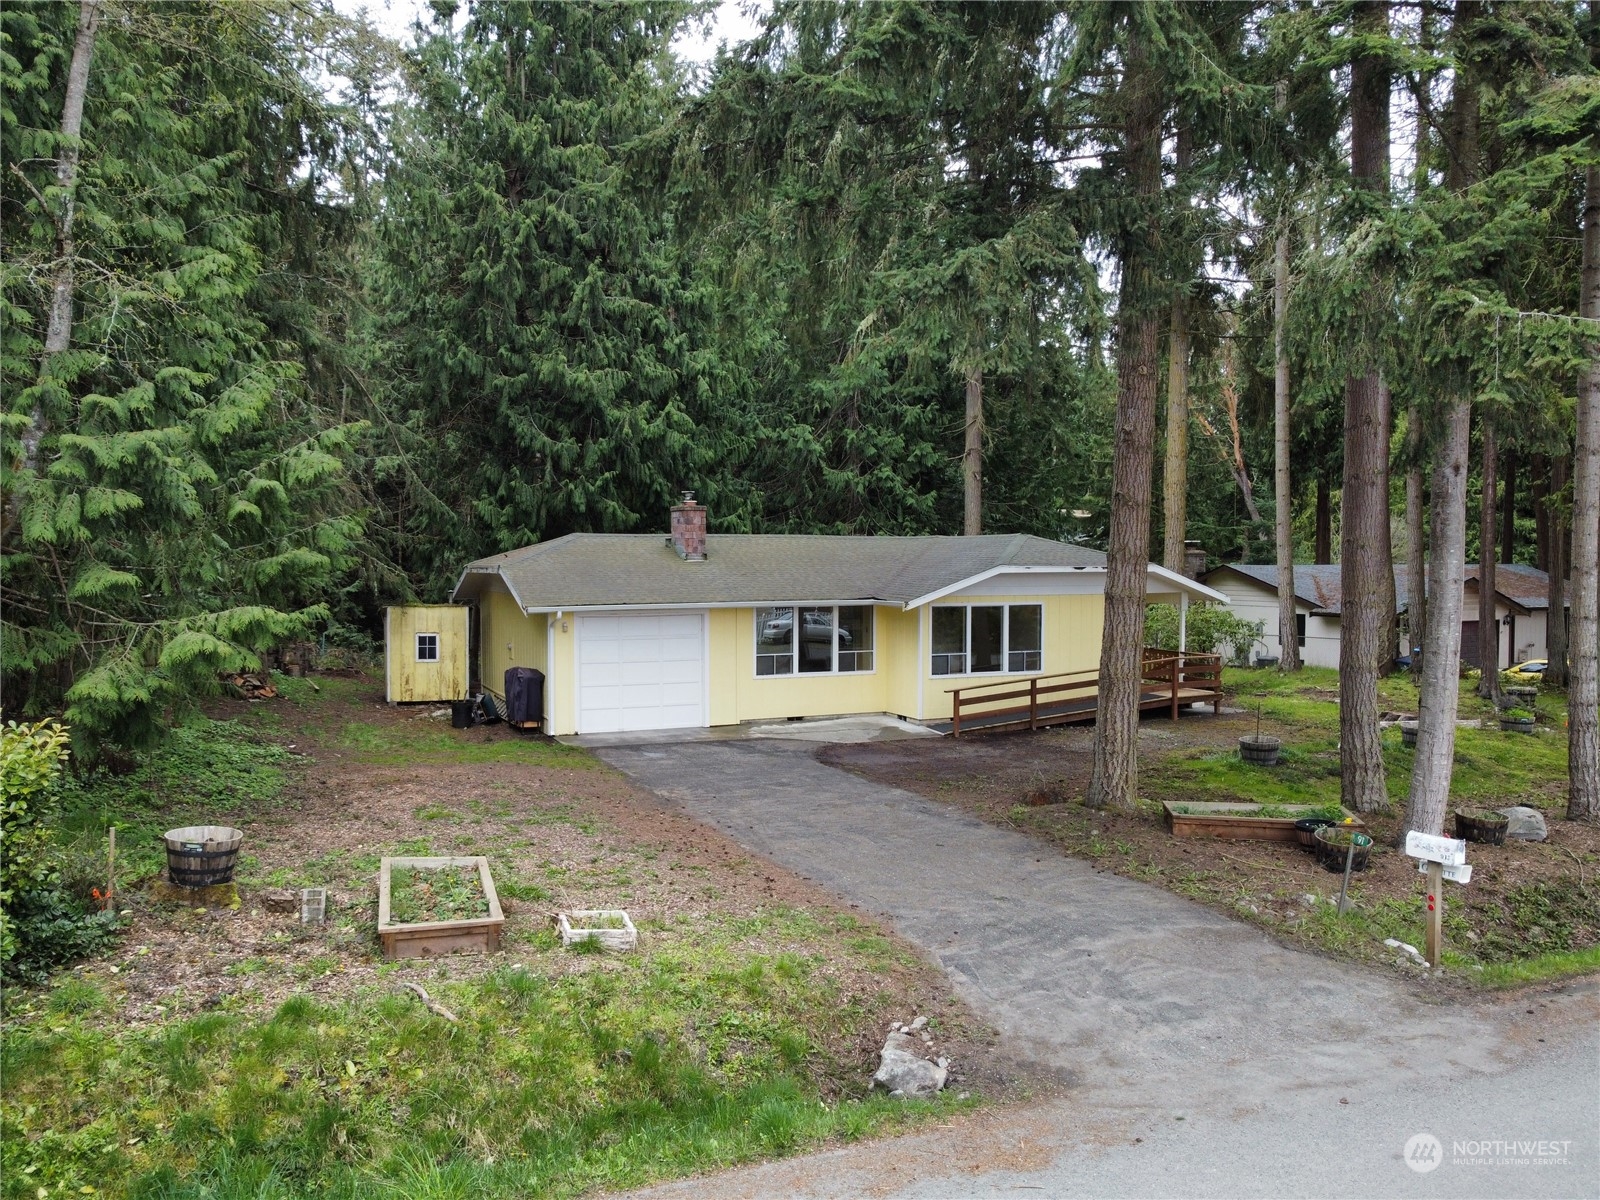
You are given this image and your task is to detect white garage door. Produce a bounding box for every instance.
[576,612,706,734]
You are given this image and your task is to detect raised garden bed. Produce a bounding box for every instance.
[1163,801,1360,842]
[377,856,504,960]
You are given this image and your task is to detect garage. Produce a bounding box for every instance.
[576,612,706,734]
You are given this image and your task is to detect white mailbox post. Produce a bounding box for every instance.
[1404,830,1470,966]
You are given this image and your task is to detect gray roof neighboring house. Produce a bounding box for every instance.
[452,532,1223,612]
[1208,562,1560,617]
[1208,563,1411,616]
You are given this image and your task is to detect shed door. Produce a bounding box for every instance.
[576,612,706,734]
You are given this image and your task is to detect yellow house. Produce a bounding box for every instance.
[448,495,1224,736]
[384,604,469,703]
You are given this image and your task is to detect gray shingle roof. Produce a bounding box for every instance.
[1209,563,1412,615]
[452,533,1109,610]
[1464,563,1560,611]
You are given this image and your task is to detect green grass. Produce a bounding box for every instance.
[337,722,591,767]
[0,909,969,1199]
[1175,669,1570,812]
[389,865,489,924]
[1474,945,1600,987]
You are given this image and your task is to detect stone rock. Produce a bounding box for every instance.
[1300,894,1318,908]
[262,888,298,914]
[1497,806,1547,842]
[872,1031,947,1098]
[907,1016,928,1032]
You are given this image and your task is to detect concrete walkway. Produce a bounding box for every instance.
[598,738,1599,1198]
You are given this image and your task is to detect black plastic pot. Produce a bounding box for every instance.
[1294,817,1336,849]
[451,699,475,729]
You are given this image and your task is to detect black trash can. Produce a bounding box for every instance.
[451,699,475,729]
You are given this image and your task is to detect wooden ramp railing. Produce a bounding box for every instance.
[946,649,1223,737]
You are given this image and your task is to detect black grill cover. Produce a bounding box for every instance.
[504,667,545,725]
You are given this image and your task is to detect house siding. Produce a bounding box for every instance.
[478,581,546,700]
[467,590,1111,735]
[918,593,1104,721]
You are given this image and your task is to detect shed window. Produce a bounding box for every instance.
[930,604,1044,676]
[755,606,874,675]
[416,633,440,662]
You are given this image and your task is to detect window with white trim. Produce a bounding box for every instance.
[755,606,874,676]
[416,632,440,662]
[930,604,1043,675]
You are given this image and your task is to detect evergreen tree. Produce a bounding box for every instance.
[374,0,736,591]
[2,1,370,749]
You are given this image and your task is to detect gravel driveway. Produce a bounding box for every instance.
[600,737,1599,1198]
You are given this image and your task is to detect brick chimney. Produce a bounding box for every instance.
[669,491,706,561]
[1183,540,1208,581]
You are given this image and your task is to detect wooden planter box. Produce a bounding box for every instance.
[1162,801,1362,842]
[378,856,504,960]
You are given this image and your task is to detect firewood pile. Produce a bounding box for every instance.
[222,672,279,700]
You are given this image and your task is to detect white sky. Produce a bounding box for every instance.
[331,0,766,67]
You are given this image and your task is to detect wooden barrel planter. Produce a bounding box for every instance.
[1399,721,1418,748]
[1499,713,1536,734]
[1239,734,1281,767]
[1503,685,1538,703]
[1313,826,1372,873]
[163,825,245,887]
[1454,809,1509,846]
[1294,817,1336,849]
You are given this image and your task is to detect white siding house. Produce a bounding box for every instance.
[1204,562,1563,673]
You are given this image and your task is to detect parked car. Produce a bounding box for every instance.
[760,610,852,645]
[1503,659,1547,684]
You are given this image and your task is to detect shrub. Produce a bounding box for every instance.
[1,719,121,982]
[1144,604,1266,666]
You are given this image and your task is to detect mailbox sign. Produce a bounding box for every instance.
[1404,830,1467,867]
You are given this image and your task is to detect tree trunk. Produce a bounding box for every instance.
[1532,451,1550,572]
[5,0,101,536]
[1376,382,1398,674]
[1405,453,1426,667]
[1402,401,1471,837]
[1569,161,1600,822]
[1162,292,1190,575]
[1338,0,1392,815]
[1501,446,1518,562]
[1478,421,1500,695]
[963,364,983,535]
[1161,131,1193,577]
[1275,215,1299,670]
[1549,454,1569,688]
[1315,477,1332,563]
[1087,25,1163,812]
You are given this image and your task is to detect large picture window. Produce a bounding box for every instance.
[755,606,874,676]
[930,604,1043,676]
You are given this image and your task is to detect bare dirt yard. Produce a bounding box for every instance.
[3,673,1036,1199]
[822,668,1600,989]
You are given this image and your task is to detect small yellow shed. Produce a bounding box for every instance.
[384,605,469,703]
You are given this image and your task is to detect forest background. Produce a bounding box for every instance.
[3,0,1596,772]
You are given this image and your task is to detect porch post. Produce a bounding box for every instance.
[1179,594,1189,653]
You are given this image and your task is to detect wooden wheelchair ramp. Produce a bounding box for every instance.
[935,649,1223,736]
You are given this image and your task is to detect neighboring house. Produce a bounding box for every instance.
[448,495,1225,736]
[1203,561,1563,672]
[1462,564,1565,670]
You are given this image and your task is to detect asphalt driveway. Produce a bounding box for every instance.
[598,737,1598,1198]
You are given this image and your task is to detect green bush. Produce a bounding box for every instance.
[1,719,121,982]
[1144,604,1266,666]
